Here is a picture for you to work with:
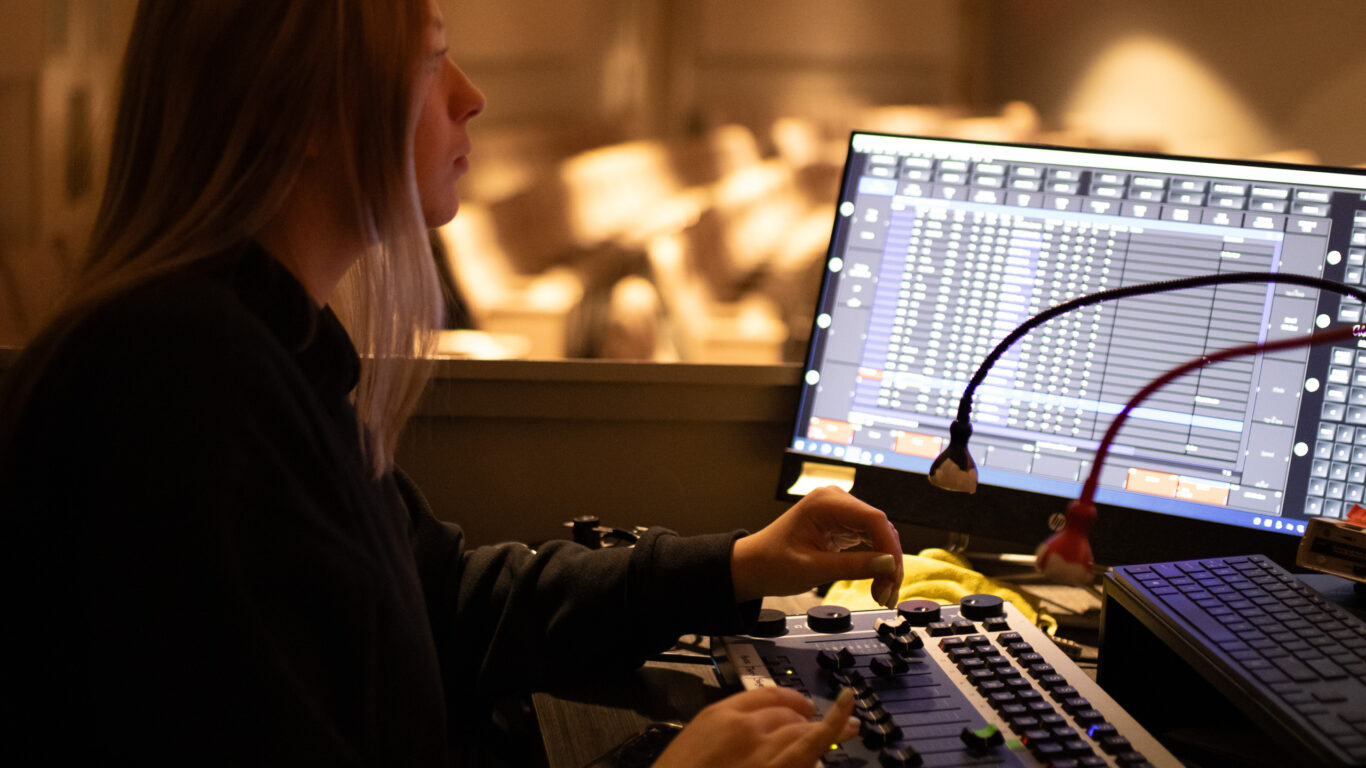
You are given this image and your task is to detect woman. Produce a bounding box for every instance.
[0,1,904,765]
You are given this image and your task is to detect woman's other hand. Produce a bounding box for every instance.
[651,686,857,768]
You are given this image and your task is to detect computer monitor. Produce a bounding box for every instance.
[779,132,1366,567]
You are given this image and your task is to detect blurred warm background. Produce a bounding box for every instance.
[5,0,1366,362]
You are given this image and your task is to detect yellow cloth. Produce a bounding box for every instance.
[823,548,1056,634]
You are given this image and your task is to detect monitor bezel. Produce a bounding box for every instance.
[776,452,1302,567]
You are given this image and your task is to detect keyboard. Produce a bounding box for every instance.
[1102,555,1366,767]
[715,596,1180,767]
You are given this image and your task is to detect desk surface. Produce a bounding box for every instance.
[534,656,722,768]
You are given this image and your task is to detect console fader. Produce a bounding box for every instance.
[715,596,1179,767]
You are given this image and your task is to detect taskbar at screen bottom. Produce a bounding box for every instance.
[789,439,1308,538]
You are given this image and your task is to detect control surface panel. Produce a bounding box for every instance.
[716,596,1178,767]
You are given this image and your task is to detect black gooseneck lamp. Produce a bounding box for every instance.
[926,272,1366,585]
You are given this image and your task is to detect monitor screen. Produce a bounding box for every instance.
[781,132,1366,566]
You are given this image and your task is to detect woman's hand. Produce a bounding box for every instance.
[731,486,904,608]
[652,686,857,768]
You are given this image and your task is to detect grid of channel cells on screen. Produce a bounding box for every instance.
[796,133,1366,535]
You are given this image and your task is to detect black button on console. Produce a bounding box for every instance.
[983,616,1010,632]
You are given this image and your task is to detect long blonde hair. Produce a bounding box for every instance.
[29,0,441,477]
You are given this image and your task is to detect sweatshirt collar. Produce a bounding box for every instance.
[225,242,361,401]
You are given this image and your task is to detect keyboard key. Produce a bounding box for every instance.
[1271,656,1320,682]
[1314,688,1348,704]
[1155,592,1235,643]
[1294,701,1330,716]
[1312,714,1355,736]
[1153,563,1183,579]
[1250,666,1290,685]
[1335,733,1366,749]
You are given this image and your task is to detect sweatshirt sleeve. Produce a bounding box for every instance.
[400,470,761,717]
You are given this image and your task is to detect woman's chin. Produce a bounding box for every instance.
[424,197,460,229]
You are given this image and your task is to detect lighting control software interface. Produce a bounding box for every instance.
[795,133,1366,536]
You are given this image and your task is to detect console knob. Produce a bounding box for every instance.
[959,594,1005,621]
[897,599,941,625]
[570,515,601,548]
[879,745,923,768]
[752,608,787,637]
[807,605,852,633]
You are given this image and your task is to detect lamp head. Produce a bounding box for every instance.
[1035,499,1097,586]
[928,420,978,493]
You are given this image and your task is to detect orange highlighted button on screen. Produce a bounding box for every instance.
[1125,468,1179,498]
[808,417,855,445]
[894,432,943,459]
[1176,478,1231,506]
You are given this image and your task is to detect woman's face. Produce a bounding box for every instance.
[413,0,485,228]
